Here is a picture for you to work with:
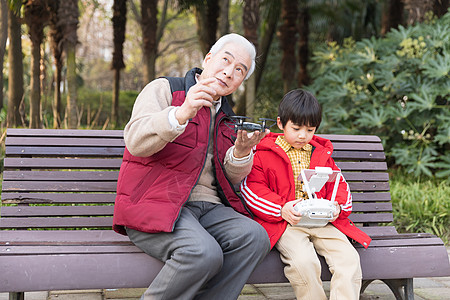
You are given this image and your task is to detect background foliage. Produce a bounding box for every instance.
[307,10,449,179]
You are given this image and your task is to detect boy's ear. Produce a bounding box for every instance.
[277,117,284,131]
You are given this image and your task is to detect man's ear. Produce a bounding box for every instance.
[202,52,212,68]
[277,117,284,131]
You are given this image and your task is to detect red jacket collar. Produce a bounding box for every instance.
[257,132,333,154]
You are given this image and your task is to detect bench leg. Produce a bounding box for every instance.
[9,292,24,300]
[361,278,414,300]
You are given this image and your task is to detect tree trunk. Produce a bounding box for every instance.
[141,0,157,83]
[194,0,219,55]
[381,0,404,36]
[111,0,127,128]
[53,62,62,128]
[433,0,449,18]
[29,39,41,128]
[218,0,230,36]
[66,46,77,129]
[0,0,8,110]
[24,0,49,129]
[254,1,279,91]
[404,0,434,24]
[48,0,63,128]
[243,0,259,118]
[59,0,79,129]
[7,9,24,127]
[280,0,298,94]
[297,1,310,87]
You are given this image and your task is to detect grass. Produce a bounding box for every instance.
[389,168,450,244]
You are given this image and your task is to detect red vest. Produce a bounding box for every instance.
[113,69,250,235]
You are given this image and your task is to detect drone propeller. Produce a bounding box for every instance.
[229,116,250,125]
[258,118,276,130]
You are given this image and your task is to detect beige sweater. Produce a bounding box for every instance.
[124,78,253,204]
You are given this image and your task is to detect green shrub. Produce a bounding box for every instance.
[76,88,138,129]
[390,168,450,244]
[41,88,138,130]
[307,10,450,179]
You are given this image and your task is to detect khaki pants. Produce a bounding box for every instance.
[275,224,362,300]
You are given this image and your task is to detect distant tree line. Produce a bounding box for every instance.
[0,0,448,129]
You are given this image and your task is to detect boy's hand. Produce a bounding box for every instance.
[329,201,341,222]
[281,200,302,226]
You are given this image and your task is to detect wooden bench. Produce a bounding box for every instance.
[1,128,449,300]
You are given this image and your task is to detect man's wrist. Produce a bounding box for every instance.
[229,146,253,163]
[233,148,251,159]
[168,107,188,130]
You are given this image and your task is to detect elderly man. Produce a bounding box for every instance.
[113,33,271,300]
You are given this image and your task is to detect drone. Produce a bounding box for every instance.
[226,116,276,133]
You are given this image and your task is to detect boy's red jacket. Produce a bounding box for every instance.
[240,133,371,249]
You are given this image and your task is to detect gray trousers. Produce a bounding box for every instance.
[126,201,271,300]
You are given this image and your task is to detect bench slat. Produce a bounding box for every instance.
[0,217,113,229]
[2,181,118,192]
[0,245,142,255]
[1,181,389,193]
[335,161,387,171]
[1,206,114,217]
[6,146,384,161]
[326,142,384,151]
[6,146,125,157]
[360,226,398,236]
[1,193,116,204]
[4,237,443,256]
[0,228,404,244]
[4,157,387,171]
[6,141,384,154]
[1,193,391,205]
[343,172,389,181]
[362,236,445,247]
[0,253,163,292]
[4,157,122,169]
[330,150,385,161]
[3,170,389,182]
[0,203,391,218]
[6,128,124,138]
[5,136,125,147]
[317,134,381,142]
[352,203,392,212]
[348,182,390,192]
[5,129,380,141]
[0,230,129,243]
[352,192,391,202]
[3,170,119,181]
[349,213,394,223]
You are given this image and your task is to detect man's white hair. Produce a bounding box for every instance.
[208,33,256,80]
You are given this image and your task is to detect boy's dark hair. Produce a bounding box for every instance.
[278,89,322,129]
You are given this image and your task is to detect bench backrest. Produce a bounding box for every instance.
[0,129,393,231]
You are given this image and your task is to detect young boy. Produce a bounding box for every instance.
[241,89,371,300]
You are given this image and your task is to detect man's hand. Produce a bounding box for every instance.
[175,78,217,125]
[233,128,270,158]
[329,201,341,222]
[281,200,302,226]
